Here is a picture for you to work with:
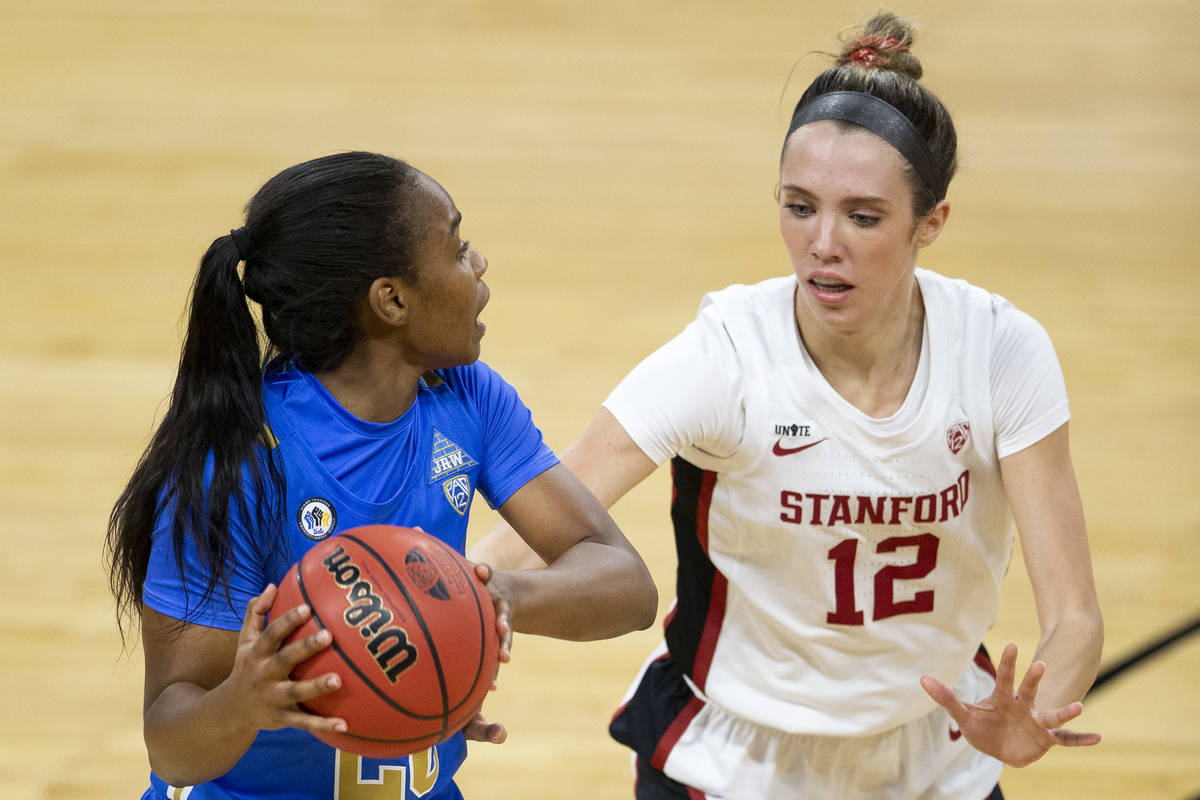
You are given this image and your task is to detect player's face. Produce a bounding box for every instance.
[403,173,490,369]
[778,121,946,337]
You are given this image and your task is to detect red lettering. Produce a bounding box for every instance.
[855,496,885,524]
[780,490,804,524]
[888,496,913,525]
[828,494,852,525]
[808,493,830,525]
[914,494,937,523]
[938,484,957,521]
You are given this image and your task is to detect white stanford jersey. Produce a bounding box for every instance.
[605,269,1069,736]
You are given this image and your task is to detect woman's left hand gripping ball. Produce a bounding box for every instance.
[228,584,349,737]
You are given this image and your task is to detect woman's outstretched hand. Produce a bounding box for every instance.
[920,643,1101,767]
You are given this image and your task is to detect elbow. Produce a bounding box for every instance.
[147,760,190,791]
[631,575,659,632]
[593,557,658,639]
[145,744,203,790]
[621,546,658,632]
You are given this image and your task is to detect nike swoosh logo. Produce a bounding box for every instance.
[949,726,963,741]
[772,438,827,456]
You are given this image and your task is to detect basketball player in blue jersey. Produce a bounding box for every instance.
[473,13,1104,800]
[105,151,657,800]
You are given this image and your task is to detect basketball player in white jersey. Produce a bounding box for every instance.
[472,12,1103,799]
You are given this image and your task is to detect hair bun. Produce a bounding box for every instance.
[837,13,923,81]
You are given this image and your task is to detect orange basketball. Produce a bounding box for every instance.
[271,524,498,758]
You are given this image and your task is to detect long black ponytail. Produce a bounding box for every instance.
[106,152,424,639]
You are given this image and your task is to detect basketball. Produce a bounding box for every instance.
[271,524,498,758]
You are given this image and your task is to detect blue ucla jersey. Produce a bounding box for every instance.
[141,361,558,800]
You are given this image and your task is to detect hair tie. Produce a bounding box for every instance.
[845,35,910,68]
[787,91,942,200]
[847,48,880,67]
[230,227,253,262]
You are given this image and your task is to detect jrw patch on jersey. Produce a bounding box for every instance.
[429,429,478,482]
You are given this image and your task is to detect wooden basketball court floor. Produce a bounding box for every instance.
[1,1,1197,797]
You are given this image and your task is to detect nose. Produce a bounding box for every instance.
[471,246,488,278]
[810,214,842,262]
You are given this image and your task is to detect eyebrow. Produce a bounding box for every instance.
[449,211,462,238]
[780,184,889,206]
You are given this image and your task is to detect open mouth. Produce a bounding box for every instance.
[810,277,853,293]
[477,285,491,331]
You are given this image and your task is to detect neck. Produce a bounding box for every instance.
[795,277,925,418]
[313,341,425,423]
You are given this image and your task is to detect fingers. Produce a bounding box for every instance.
[254,603,314,656]
[920,675,969,724]
[1015,659,1046,706]
[280,670,344,707]
[239,584,279,643]
[482,721,508,744]
[1036,700,1083,729]
[241,599,338,687]
[1049,727,1102,747]
[474,563,513,664]
[495,597,513,664]
[277,626,335,670]
[276,705,349,735]
[462,712,508,744]
[993,642,1019,695]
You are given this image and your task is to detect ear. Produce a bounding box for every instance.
[366,276,411,327]
[914,200,950,249]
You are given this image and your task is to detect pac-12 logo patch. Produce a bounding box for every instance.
[297,497,337,540]
[946,421,971,455]
[442,475,471,516]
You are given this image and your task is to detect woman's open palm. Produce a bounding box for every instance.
[921,643,1101,767]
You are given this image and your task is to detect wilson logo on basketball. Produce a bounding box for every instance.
[321,546,418,682]
[405,548,451,600]
[946,421,970,455]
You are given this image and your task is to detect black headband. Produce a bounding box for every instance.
[230,227,253,261]
[787,91,941,199]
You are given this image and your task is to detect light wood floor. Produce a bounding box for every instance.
[2,0,1197,797]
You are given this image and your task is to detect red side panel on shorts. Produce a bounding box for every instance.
[650,694,706,772]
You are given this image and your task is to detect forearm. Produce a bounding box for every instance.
[500,539,656,640]
[144,678,259,786]
[470,411,657,573]
[1030,610,1104,709]
[469,521,548,571]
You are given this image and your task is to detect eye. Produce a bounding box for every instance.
[850,213,881,228]
[458,240,471,260]
[783,203,813,218]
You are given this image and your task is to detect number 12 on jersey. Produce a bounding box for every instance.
[826,533,940,625]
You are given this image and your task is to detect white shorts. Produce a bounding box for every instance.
[611,646,1004,800]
